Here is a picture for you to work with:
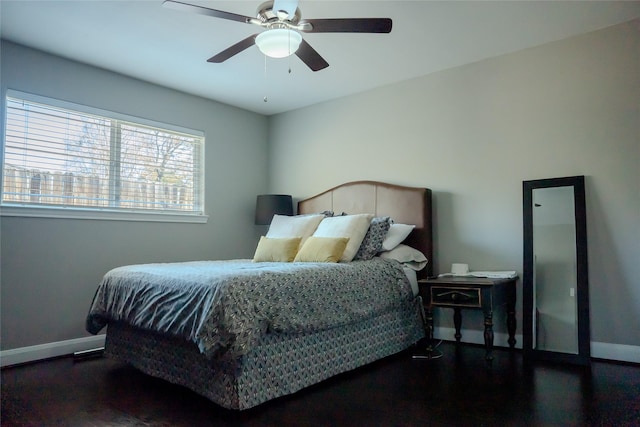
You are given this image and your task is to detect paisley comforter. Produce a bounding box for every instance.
[86,258,413,359]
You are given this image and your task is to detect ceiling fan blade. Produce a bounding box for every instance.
[301,18,392,33]
[295,39,329,72]
[273,0,299,18]
[163,0,253,24]
[207,35,258,63]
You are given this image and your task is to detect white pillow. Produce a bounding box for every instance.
[266,214,324,246]
[381,223,415,251]
[379,244,428,271]
[312,213,374,262]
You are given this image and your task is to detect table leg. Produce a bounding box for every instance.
[453,307,462,343]
[425,306,434,343]
[412,306,443,359]
[507,282,517,348]
[484,311,494,360]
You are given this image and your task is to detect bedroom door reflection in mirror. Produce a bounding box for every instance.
[523,176,590,366]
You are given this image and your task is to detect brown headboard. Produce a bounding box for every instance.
[297,181,433,278]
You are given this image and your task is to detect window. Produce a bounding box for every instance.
[1,91,205,222]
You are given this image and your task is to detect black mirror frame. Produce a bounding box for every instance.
[523,175,591,366]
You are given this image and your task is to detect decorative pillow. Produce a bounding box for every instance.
[354,216,391,261]
[266,214,324,246]
[294,237,349,263]
[381,223,415,251]
[379,244,428,271]
[312,213,374,262]
[252,236,302,262]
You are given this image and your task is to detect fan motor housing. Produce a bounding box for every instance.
[256,1,301,25]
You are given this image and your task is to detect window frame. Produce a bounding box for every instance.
[1,90,207,223]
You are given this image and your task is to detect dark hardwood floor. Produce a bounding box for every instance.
[2,341,639,426]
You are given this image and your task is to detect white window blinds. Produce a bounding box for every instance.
[2,92,204,217]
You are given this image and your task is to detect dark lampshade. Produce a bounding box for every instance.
[255,194,293,225]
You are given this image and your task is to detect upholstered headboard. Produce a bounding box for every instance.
[297,181,433,278]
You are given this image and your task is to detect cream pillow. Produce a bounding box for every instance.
[381,223,415,251]
[379,244,428,271]
[312,213,374,262]
[266,214,324,246]
[253,236,302,262]
[294,237,349,263]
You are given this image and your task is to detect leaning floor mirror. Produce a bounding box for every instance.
[522,176,591,366]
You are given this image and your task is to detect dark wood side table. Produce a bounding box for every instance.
[417,276,517,360]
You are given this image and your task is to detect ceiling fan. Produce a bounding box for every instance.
[163,0,392,72]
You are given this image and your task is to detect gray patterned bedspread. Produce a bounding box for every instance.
[86,258,414,359]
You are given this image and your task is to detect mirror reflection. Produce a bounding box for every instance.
[532,186,578,354]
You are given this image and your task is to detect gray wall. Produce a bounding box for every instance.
[269,20,640,350]
[2,19,638,359]
[0,41,269,350]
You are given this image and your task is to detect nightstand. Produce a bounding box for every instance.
[417,276,517,360]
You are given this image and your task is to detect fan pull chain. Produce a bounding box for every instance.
[288,30,292,74]
[263,54,268,103]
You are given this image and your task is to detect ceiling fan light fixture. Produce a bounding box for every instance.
[255,28,302,58]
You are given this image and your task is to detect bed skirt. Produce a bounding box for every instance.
[104,299,425,410]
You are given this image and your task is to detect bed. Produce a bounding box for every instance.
[86,180,433,410]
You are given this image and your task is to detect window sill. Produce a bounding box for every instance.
[0,205,208,223]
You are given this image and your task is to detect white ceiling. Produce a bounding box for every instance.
[2,1,639,116]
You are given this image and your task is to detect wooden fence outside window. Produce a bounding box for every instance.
[2,165,193,211]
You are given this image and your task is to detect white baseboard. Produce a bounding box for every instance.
[0,335,105,367]
[434,327,640,363]
[590,341,640,364]
[434,326,524,350]
[2,330,638,367]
